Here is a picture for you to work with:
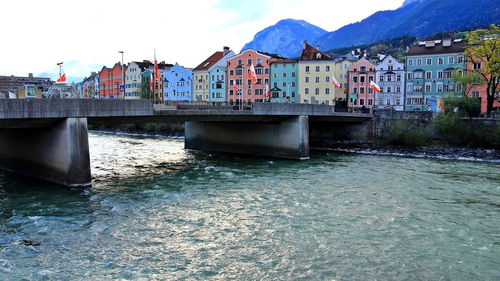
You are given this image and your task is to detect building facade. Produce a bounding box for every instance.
[347,57,377,109]
[0,73,53,97]
[226,49,279,105]
[193,47,234,101]
[405,39,466,112]
[298,42,337,105]
[99,63,127,99]
[269,59,298,103]
[209,66,227,102]
[82,72,99,99]
[375,55,405,110]
[162,64,193,101]
[333,53,359,104]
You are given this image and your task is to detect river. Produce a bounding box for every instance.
[0,132,498,280]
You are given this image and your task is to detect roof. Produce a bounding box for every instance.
[270,58,298,64]
[194,51,224,71]
[299,42,332,61]
[407,39,466,56]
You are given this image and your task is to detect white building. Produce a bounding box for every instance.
[375,55,405,111]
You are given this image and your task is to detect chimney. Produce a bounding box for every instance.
[351,50,355,56]
[443,38,452,47]
[302,40,307,50]
[357,48,361,53]
[223,46,230,55]
[29,73,33,78]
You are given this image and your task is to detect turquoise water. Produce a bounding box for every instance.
[0,133,499,280]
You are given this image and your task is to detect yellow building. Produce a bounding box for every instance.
[298,42,336,105]
[333,54,359,103]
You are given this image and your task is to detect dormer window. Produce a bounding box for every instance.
[316,53,321,59]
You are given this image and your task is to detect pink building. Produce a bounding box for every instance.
[226,49,282,105]
[347,57,377,109]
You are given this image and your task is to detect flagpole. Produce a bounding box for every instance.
[241,64,243,111]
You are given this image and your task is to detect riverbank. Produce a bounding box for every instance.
[90,128,499,163]
[315,141,500,163]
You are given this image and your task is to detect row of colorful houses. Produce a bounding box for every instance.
[78,39,496,113]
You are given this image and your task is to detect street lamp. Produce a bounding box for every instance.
[118,51,124,99]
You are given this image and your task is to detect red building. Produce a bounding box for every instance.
[99,63,127,98]
[466,59,500,114]
[347,57,377,109]
[226,49,282,104]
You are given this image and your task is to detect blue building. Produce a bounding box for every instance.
[405,39,466,112]
[209,66,227,102]
[162,64,193,101]
[270,59,298,103]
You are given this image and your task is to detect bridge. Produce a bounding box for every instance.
[0,99,372,187]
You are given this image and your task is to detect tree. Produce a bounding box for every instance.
[464,24,500,115]
[139,76,153,100]
[452,69,481,96]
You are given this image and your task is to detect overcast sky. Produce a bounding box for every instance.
[0,0,403,80]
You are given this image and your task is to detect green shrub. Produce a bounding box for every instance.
[385,120,432,147]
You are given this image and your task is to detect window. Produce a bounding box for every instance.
[396,99,400,105]
[445,71,452,78]
[292,72,296,77]
[379,99,383,105]
[305,88,309,94]
[368,99,373,106]
[282,73,286,77]
[326,66,330,72]
[230,70,234,75]
[237,59,242,65]
[305,77,309,83]
[305,66,310,72]
[426,58,432,65]
[448,57,454,64]
[407,73,413,80]
[353,87,357,94]
[414,72,423,79]
[360,66,366,72]
[247,59,252,65]
[325,88,330,94]
[397,86,401,93]
[353,76,358,83]
[315,66,320,72]
[387,87,391,93]
[426,71,432,79]
[326,76,330,82]
[257,58,262,65]
[315,88,319,95]
[397,75,401,81]
[315,77,320,83]
[386,99,391,106]
[416,58,422,66]
[282,82,286,87]
[473,62,481,70]
[360,99,364,105]
[408,59,413,66]
[425,83,431,92]
[471,91,480,98]
[437,83,443,92]
[369,76,374,82]
[457,56,464,63]
[437,71,443,79]
[360,76,365,83]
[379,75,384,82]
[387,75,392,82]
[360,87,365,94]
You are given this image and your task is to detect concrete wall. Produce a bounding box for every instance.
[185,116,309,159]
[0,99,154,119]
[0,118,91,187]
[372,109,433,138]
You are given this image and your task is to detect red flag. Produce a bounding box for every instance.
[248,64,257,83]
[265,84,270,98]
[370,81,381,93]
[331,75,340,88]
[56,73,66,82]
[154,60,159,79]
[150,73,154,91]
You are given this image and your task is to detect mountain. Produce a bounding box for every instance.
[313,0,500,51]
[37,60,103,84]
[241,19,327,58]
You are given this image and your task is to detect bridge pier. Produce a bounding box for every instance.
[185,116,309,160]
[0,118,91,187]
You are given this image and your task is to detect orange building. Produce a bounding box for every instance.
[226,49,283,105]
[466,59,500,114]
[99,63,127,98]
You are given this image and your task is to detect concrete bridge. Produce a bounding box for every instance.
[0,99,372,187]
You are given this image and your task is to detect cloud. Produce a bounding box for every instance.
[0,0,404,81]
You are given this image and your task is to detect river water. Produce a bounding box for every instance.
[0,133,498,280]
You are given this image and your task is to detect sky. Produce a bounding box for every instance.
[0,0,404,81]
